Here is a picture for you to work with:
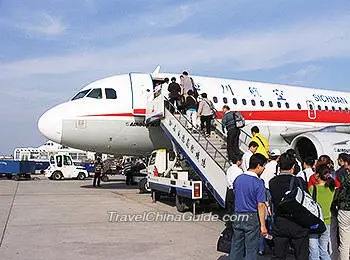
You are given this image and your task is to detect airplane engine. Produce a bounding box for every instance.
[291,131,350,162]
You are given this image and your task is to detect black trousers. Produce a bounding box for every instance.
[168,97,177,114]
[226,188,235,216]
[93,173,101,187]
[272,216,309,260]
[227,128,241,160]
[125,172,133,185]
[200,115,212,135]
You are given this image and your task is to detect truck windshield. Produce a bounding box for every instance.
[149,152,157,165]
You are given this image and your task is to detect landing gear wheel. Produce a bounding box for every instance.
[52,171,63,180]
[101,174,109,182]
[175,195,191,212]
[138,178,151,193]
[77,172,86,180]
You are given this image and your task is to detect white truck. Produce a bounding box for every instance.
[146,149,210,213]
[45,153,89,180]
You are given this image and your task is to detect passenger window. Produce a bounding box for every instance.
[317,105,322,111]
[332,106,336,112]
[269,101,273,107]
[64,155,73,166]
[297,103,301,109]
[105,88,117,99]
[346,108,349,113]
[87,88,102,99]
[232,98,238,105]
[260,100,264,107]
[277,102,281,108]
[251,100,256,106]
[56,155,62,167]
[71,89,91,101]
[339,107,342,112]
[285,103,290,109]
[309,104,313,110]
[242,99,247,105]
[223,97,228,104]
[325,106,329,111]
[213,97,218,103]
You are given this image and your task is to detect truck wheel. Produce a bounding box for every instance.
[52,171,63,180]
[101,175,109,182]
[12,175,20,181]
[77,172,86,180]
[6,174,12,180]
[175,195,190,212]
[138,178,151,193]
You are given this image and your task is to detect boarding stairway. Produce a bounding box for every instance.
[145,95,251,207]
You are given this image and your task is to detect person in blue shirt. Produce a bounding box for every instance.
[230,153,268,260]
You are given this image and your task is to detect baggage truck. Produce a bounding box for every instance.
[0,160,36,180]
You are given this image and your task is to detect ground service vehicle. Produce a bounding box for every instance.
[147,149,205,213]
[45,153,89,180]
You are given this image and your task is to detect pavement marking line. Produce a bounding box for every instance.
[0,181,19,248]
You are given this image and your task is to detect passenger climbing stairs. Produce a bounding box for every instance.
[146,95,251,207]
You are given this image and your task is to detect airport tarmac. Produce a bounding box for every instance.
[0,176,293,260]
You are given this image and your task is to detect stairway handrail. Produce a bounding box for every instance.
[163,96,231,171]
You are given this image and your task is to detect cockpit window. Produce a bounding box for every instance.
[71,89,91,100]
[87,88,102,99]
[105,88,117,99]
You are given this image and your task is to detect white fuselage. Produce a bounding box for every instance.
[38,72,350,157]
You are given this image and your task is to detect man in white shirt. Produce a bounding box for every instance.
[260,149,281,189]
[242,141,259,172]
[296,157,315,182]
[226,154,243,215]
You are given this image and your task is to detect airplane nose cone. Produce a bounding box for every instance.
[38,108,63,143]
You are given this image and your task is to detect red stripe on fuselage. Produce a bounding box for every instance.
[216,110,350,123]
[83,110,350,123]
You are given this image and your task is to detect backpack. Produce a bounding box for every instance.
[279,176,326,234]
[234,111,245,128]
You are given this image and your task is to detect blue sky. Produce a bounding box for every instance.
[1,0,350,154]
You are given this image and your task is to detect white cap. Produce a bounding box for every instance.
[270,149,281,156]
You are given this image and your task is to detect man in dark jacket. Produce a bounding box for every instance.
[222,105,241,160]
[93,157,103,187]
[269,152,309,260]
[167,77,181,114]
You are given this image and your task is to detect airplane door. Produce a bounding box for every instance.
[129,73,153,115]
[306,100,316,120]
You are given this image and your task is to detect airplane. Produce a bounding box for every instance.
[38,66,350,162]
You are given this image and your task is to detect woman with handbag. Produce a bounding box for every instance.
[197,93,214,137]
